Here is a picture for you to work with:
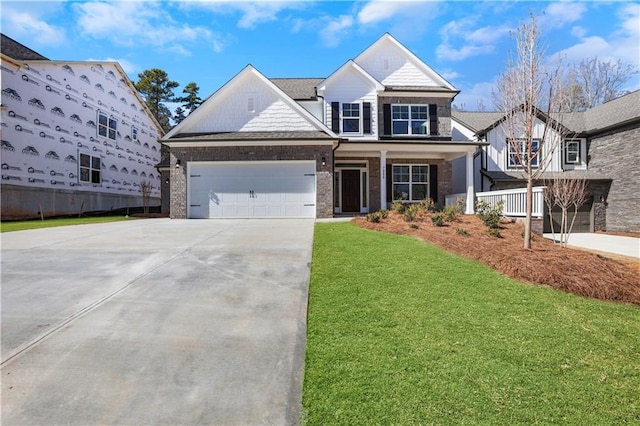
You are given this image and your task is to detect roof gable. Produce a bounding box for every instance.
[1,33,49,61]
[164,65,336,140]
[354,33,456,91]
[316,60,384,95]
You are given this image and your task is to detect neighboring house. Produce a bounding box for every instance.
[452,89,640,233]
[162,33,484,219]
[1,34,164,219]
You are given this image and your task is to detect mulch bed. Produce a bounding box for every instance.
[355,211,640,305]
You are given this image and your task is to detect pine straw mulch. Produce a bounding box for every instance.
[354,212,640,305]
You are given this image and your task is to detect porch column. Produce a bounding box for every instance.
[380,150,387,210]
[465,151,475,214]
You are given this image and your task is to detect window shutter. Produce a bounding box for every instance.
[386,165,392,203]
[429,104,438,136]
[383,104,391,136]
[331,102,340,133]
[363,102,371,134]
[429,165,438,203]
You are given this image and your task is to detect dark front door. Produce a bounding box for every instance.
[341,170,360,213]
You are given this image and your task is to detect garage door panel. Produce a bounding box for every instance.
[188,161,317,219]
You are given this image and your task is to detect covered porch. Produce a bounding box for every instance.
[333,141,482,215]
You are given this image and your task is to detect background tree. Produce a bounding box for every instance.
[175,82,203,114]
[493,13,568,249]
[562,58,638,112]
[174,106,187,124]
[134,68,179,132]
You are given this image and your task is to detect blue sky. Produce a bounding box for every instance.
[2,1,639,111]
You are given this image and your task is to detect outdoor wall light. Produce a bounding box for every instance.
[321,156,326,166]
[165,178,170,184]
[175,159,181,168]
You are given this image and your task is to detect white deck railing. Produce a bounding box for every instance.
[445,193,466,206]
[476,186,545,218]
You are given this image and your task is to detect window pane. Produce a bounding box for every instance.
[343,118,359,133]
[393,166,409,183]
[411,120,428,134]
[343,103,359,117]
[392,105,408,119]
[109,118,117,129]
[98,126,107,137]
[91,170,101,184]
[108,129,116,140]
[411,106,428,119]
[80,168,89,182]
[362,172,367,208]
[393,184,409,200]
[412,184,428,201]
[98,113,107,126]
[393,121,408,134]
[412,166,428,182]
[91,156,101,169]
[80,154,90,167]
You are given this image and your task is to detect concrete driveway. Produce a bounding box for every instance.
[1,218,314,425]
[543,232,640,259]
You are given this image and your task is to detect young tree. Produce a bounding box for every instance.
[175,82,203,113]
[563,58,638,111]
[544,177,587,247]
[134,68,179,132]
[493,13,568,249]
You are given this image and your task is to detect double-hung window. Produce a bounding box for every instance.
[392,165,429,201]
[342,103,360,133]
[508,138,540,169]
[79,153,101,184]
[98,111,117,141]
[392,105,428,135]
[564,139,581,164]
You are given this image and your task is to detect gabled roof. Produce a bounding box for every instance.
[354,33,457,92]
[163,65,337,141]
[270,78,323,100]
[1,33,49,61]
[316,60,385,95]
[451,111,505,133]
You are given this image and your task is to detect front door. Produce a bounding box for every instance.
[341,170,360,213]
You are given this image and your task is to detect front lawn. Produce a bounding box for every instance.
[0,216,136,233]
[303,222,639,425]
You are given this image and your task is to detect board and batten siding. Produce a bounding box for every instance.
[185,73,318,134]
[322,69,378,140]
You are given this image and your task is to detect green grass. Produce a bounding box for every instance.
[0,216,136,232]
[303,222,640,425]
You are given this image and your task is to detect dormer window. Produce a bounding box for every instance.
[342,103,360,133]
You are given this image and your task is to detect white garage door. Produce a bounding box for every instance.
[188,161,317,218]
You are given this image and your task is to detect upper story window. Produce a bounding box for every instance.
[564,139,581,164]
[392,104,428,135]
[508,138,539,169]
[98,111,117,141]
[342,103,360,133]
[79,153,101,184]
[132,126,138,142]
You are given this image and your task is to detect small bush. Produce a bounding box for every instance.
[379,209,389,219]
[442,205,459,222]
[392,200,406,213]
[455,227,468,236]
[487,228,502,238]
[365,212,382,223]
[476,200,504,229]
[419,198,437,213]
[409,223,419,229]
[455,197,466,214]
[403,204,421,222]
[431,212,445,227]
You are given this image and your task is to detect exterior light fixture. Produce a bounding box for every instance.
[321,156,326,166]
[175,159,181,168]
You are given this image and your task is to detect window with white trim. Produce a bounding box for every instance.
[98,111,117,141]
[392,164,429,201]
[564,139,581,164]
[132,126,138,142]
[508,138,539,169]
[392,104,428,135]
[79,153,101,184]
[342,103,360,133]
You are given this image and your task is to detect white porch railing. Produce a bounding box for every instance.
[445,193,466,206]
[476,186,545,218]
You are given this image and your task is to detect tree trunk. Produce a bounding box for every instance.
[524,177,533,249]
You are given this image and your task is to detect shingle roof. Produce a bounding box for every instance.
[167,131,336,142]
[270,78,323,100]
[1,33,49,60]
[451,110,504,132]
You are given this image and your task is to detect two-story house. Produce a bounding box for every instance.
[1,34,164,219]
[452,89,640,233]
[163,33,484,219]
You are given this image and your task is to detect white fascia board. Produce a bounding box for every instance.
[163,139,338,148]
[316,60,385,95]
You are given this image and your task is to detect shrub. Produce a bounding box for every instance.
[392,200,406,213]
[455,197,466,214]
[409,223,419,229]
[476,200,504,229]
[365,211,382,223]
[487,228,502,238]
[419,198,437,213]
[431,212,445,227]
[442,205,459,222]
[380,209,389,219]
[455,227,468,236]
[403,204,421,222]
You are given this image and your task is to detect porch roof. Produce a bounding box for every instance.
[335,140,486,161]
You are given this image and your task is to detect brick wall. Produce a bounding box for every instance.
[587,122,640,232]
[169,144,334,219]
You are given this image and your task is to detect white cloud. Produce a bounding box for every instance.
[440,69,462,81]
[453,81,496,111]
[570,26,586,38]
[181,1,307,29]
[73,1,219,55]
[355,0,440,39]
[0,2,66,47]
[437,18,512,61]
[357,1,412,25]
[86,57,139,76]
[320,15,354,48]
[540,2,587,30]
